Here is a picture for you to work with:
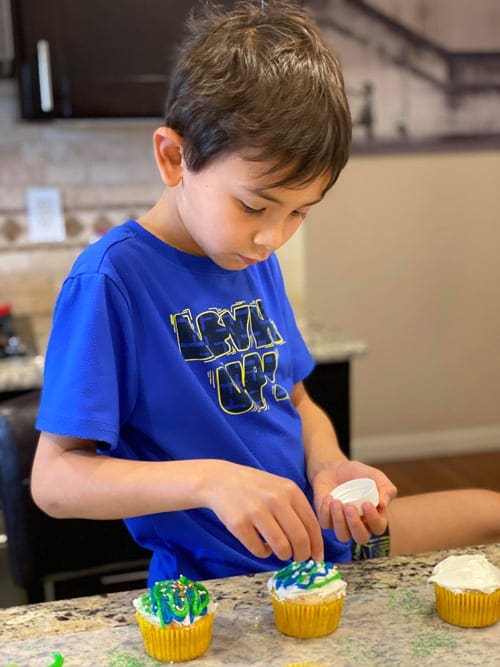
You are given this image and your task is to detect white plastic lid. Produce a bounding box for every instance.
[330,478,379,515]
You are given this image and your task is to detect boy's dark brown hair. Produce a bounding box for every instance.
[165,0,352,191]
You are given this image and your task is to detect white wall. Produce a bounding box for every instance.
[305,149,500,460]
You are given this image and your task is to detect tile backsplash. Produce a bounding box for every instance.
[0,79,162,353]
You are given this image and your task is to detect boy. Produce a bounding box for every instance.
[31,0,397,585]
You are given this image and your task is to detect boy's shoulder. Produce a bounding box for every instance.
[70,220,138,277]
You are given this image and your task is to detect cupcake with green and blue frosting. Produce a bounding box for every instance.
[267,559,347,638]
[133,575,216,662]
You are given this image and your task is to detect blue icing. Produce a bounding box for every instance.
[273,559,342,591]
[149,575,210,626]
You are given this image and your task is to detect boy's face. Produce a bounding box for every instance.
[169,152,329,271]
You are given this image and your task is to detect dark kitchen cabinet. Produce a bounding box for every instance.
[11,0,236,119]
[304,361,351,458]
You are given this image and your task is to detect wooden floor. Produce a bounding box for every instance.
[372,450,500,497]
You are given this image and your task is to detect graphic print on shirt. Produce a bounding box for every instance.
[170,299,289,414]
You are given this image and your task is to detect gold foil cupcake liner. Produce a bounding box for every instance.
[433,583,500,628]
[136,611,214,662]
[271,594,344,638]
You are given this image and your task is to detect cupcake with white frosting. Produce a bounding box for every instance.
[428,554,500,628]
[267,559,347,638]
[133,575,216,661]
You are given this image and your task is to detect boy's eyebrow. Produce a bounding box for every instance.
[244,187,324,208]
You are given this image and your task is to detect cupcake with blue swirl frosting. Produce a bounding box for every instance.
[133,575,216,662]
[267,559,347,638]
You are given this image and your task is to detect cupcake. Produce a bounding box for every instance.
[267,559,347,639]
[133,575,216,662]
[428,554,500,628]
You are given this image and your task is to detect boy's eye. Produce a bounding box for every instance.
[291,210,307,220]
[240,201,265,215]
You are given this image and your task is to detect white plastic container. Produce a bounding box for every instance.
[330,478,379,515]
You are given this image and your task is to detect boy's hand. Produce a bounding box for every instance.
[312,460,397,545]
[201,461,324,563]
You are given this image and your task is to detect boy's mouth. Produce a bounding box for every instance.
[237,254,261,266]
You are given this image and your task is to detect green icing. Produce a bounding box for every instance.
[140,574,210,627]
[274,559,342,591]
[8,654,65,667]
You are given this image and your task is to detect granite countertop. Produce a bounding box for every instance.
[299,322,367,363]
[0,543,498,666]
[0,354,44,393]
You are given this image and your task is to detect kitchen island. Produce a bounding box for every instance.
[0,543,498,666]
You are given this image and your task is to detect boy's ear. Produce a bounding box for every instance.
[153,127,185,186]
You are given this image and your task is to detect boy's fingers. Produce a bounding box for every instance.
[331,501,379,545]
[233,509,319,563]
[361,502,388,536]
[295,497,325,561]
[272,501,324,562]
[232,523,273,559]
[378,481,398,509]
[318,494,334,530]
[256,515,295,562]
[306,515,325,562]
[330,499,351,542]
[343,503,371,544]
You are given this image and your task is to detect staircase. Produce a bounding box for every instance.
[310,0,500,143]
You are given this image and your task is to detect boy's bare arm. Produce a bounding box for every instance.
[387,489,500,555]
[31,432,212,520]
[31,431,323,563]
[292,382,397,544]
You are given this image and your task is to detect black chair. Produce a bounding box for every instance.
[0,390,150,603]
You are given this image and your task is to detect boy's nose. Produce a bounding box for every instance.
[252,222,285,254]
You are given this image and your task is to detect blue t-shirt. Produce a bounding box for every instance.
[37,220,351,583]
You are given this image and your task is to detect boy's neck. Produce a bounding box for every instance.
[137,189,203,257]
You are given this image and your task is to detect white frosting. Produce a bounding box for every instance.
[268,576,347,601]
[428,555,500,594]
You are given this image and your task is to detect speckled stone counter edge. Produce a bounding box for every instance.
[1,543,497,643]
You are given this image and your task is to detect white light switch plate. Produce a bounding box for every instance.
[26,187,66,243]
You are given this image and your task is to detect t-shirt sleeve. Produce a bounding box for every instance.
[36,272,138,449]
